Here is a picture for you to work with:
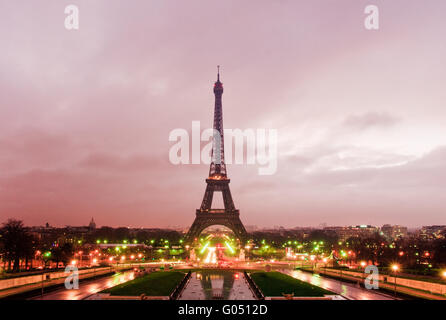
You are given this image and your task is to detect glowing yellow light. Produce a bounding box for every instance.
[204,247,217,264]
[71,260,77,265]
[391,264,399,271]
[200,241,210,254]
[225,241,235,254]
[360,261,366,267]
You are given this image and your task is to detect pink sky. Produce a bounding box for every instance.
[1,1,446,228]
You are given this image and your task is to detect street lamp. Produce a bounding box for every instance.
[360,261,367,284]
[322,257,328,275]
[441,271,446,295]
[391,264,399,297]
[78,251,83,267]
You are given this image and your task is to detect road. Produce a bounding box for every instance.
[281,269,395,300]
[31,270,135,300]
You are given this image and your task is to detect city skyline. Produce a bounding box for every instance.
[7,217,442,232]
[2,1,446,228]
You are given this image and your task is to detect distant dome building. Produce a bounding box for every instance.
[89,217,96,230]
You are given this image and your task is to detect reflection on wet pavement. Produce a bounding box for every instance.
[32,271,135,300]
[283,269,394,300]
[179,271,256,300]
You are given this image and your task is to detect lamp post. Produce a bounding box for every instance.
[391,264,399,297]
[41,272,44,298]
[360,261,367,286]
[92,258,97,277]
[339,259,343,283]
[441,271,446,295]
[322,258,328,275]
[340,266,343,282]
[79,251,83,268]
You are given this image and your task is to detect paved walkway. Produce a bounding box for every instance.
[178,273,206,300]
[31,270,135,300]
[280,269,395,300]
[228,273,257,300]
[317,268,446,300]
[179,272,256,300]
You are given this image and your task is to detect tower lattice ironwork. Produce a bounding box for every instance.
[185,67,247,244]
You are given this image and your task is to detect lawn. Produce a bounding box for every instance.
[102,271,185,296]
[250,272,333,297]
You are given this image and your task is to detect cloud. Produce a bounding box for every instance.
[342,112,400,131]
[78,152,166,174]
[0,128,77,172]
[301,146,446,189]
[1,1,446,228]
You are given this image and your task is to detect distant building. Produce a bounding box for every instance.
[381,224,408,240]
[324,225,378,242]
[89,217,96,231]
[419,225,446,240]
[245,225,258,232]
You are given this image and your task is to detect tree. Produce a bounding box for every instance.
[50,242,74,269]
[0,219,35,272]
[432,239,446,267]
[22,232,38,270]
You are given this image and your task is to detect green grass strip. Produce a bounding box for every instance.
[102,271,185,296]
[250,271,333,297]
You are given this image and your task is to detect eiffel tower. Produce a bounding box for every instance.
[185,67,248,244]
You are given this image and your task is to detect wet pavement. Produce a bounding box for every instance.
[281,269,395,300]
[179,271,256,300]
[30,270,135,300]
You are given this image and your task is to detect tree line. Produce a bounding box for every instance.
[0,219,74,273]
